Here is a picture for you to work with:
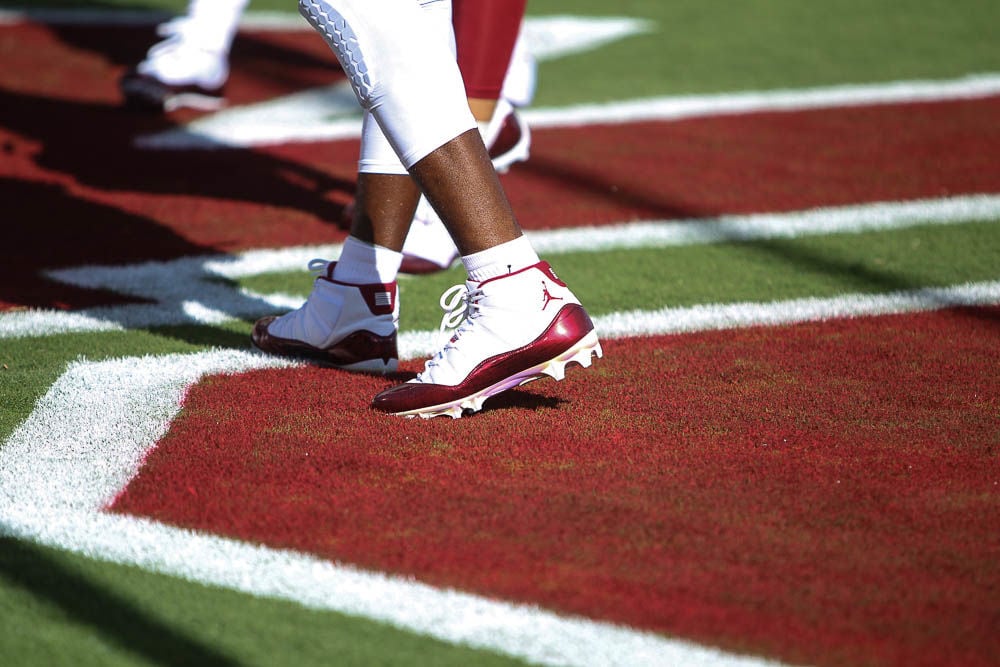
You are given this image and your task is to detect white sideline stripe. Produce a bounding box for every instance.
[134,72,1000,150]
[1,194,998,341]
[599,281,1000,340]
[0,351,777,667]
[526,72,1000,130]
[398,281,1000,360]
[526,193,1000,254]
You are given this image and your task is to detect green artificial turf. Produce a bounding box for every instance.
[527,0,1000,102]
[236,219,1000,332]
[4,0,998,103]
[0,538,530,667]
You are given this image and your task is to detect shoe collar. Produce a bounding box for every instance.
[474,261,564,288]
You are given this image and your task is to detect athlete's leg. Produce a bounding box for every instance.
[453,0,527,123]
[400,0,534,272]
[251,0,455,370]
[293,0,600,417]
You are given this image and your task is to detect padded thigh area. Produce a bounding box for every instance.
[299,0,475,168]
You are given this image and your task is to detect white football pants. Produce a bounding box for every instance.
[299,0,476,174]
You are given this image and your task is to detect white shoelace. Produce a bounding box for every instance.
[308,258,331,275]
[425,284,485,371]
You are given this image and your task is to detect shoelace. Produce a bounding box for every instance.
[307,258,331,275]
[425,284,484,369]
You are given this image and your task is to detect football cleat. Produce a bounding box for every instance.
[399,197,462,275]
[120,71,226,112]
[372,261,602,418]
[120,16,230,112]
[251,260,399,374]
[486,104,531,173]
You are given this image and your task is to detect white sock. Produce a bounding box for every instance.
[462,235,540,283]
[332,236,402,285]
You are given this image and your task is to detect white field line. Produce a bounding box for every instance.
[399,281,1000,360]
[135,72,1000,149]
[133,70,1000,150]
[1,193,997,341]
[0,350,778,667]
[526,72,1000,130]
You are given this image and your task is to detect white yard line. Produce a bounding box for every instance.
[134,72,1000,149]
[2,194,997,340]
[399,280,1000,360]
[526,72,1000,129]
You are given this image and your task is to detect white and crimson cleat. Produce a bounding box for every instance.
[251,260,399,374]
[485,102,531,174]
[120,17,230,112]
[398,197,465,275]
[372,262,602,418]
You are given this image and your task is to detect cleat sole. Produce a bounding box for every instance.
[396,330,602,420]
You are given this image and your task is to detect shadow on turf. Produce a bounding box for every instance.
[482,389,568,414]
[375,371,570,415]
[0,536,240,666]
[148,324,256,350]
[1,17,354,312]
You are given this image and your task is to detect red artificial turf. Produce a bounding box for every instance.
[111,307,1000,666]
[500,97,1000,227]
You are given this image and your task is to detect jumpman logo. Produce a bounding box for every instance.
[541,281,564,310]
